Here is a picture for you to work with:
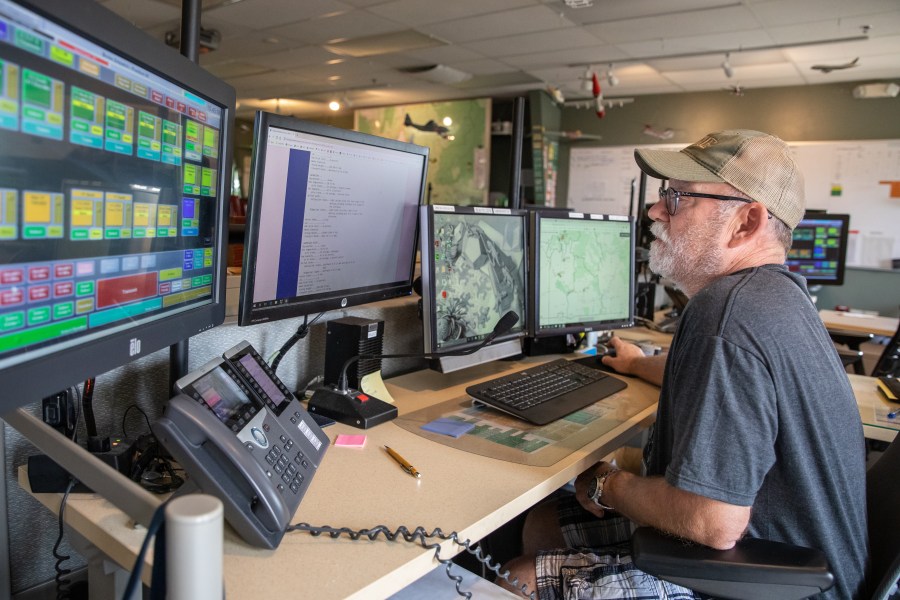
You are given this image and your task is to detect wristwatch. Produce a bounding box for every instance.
[587,468,620,510]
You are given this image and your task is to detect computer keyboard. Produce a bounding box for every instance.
[466,358,628,425]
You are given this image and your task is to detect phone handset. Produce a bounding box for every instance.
[154,342,329,549]
[154,394,291,547]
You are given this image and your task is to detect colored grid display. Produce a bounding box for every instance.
[0,0,225,359]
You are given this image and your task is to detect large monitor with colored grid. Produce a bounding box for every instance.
[0,0,235,412]
[786,213,850,286]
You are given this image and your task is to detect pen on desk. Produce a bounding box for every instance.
[888,408,900,419]
[385,445,421,478]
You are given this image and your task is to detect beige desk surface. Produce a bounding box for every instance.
[21,355,660,600]
[820,309,899,338]
[850,374,900,443]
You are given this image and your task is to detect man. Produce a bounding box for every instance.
[502,130,867,599]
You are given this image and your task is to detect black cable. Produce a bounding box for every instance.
[270,312,324,373]
[52,478,77,600]
[121,404,152,440]
[289,523,535,599]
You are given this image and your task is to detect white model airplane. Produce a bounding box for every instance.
[811,57,859,73]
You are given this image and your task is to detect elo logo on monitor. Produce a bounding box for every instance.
[129,338,142,357]
[341,298,348,307]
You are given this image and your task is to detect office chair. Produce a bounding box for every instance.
[872,322,900,378]
[829,329,874,375]
[632,435,900,600]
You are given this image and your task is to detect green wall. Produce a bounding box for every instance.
[550,81,900,316]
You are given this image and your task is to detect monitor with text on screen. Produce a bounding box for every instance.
[529,211,635,337]
[238,112,427,326]
[0,0,234,413]
[419,205,527,373]
[786,213,850,286]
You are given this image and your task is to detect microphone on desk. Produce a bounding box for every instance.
[307,311,520,429]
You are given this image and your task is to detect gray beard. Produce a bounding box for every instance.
[648,219,727,296]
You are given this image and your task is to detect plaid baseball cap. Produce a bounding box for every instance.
[634,129,805,229]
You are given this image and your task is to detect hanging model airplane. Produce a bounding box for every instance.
[811,57,859,73]
[403,114,451,139]
[723,84,745,96]
[562,73,634,118]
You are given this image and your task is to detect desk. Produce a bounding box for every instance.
[820,309,899,338]
[850,374,900,443]
[20,356,660,599]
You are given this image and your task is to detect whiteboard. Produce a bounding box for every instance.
[567,140,900,269]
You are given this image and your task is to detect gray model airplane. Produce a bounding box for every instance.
[811,57,859,73]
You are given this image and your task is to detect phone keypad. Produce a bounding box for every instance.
[262,433,309,495]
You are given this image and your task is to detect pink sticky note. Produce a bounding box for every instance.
[334,434,367,448]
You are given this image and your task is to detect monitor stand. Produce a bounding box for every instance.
[429,339,523,373]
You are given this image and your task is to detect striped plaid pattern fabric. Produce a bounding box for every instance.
[534,495,706,600]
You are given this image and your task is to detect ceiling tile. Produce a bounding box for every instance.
[264,11,406,46]
[464,28,603,58]
[368,0,535,27]
[206,0,354,30]
[419,5,576,44]
[584,5,760,44]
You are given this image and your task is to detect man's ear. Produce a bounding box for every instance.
[727,203,767,247]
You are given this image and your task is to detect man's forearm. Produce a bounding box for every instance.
[626,354,667,387]
[604,469,750,550]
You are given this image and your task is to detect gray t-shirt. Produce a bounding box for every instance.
[644,265,867,599]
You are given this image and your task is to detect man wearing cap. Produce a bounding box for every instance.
[502,130,867,599]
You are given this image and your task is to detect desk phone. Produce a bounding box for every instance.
[153,341,329,548]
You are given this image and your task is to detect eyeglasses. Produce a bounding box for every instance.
[658,186,754,216]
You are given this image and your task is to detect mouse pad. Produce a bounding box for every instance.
[394,378,655,466]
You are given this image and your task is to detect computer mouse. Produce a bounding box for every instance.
[574,349,633,377]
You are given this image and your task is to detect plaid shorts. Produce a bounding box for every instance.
[535,495,705,600]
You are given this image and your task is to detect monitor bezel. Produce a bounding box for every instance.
[237,111,427,326]
[0,0,235,413]
[419,204,529,356]
[788,212,850,286]
[528,211,636,338]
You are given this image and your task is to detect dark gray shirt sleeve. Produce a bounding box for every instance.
[664,334,778,506]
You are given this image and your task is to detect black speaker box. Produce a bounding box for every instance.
[323,317,384,388]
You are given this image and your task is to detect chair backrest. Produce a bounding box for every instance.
[865,436,900,599]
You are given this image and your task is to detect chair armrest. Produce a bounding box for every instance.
[631,527,834,600]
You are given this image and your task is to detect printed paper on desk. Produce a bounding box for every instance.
[421,418,475,438]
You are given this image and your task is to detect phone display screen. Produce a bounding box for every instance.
[191,367,260,430]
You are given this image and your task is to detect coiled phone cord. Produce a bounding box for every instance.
[289,522,535,599]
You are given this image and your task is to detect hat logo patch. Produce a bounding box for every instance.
[692,135,718,149]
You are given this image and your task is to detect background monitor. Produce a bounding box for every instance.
[529,212,635,338]
[419,205,528,372]
[786,213,850,286]
[238,112,427,326]
[0,0,235,413]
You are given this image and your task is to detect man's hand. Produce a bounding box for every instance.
[604,336,667,386]
[574,461,617,518]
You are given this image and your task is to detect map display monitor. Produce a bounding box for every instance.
[0,0,234,412]
[238,111,427,325]
[529,211,635,337]
[419,205,527,372]
[786,213,849,286]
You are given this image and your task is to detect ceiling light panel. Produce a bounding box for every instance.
[325,30,447,57]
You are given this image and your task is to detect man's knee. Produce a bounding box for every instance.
[498,554,537,597]
[522,499,565,555]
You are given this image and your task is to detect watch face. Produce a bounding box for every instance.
[588,476,599,500]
